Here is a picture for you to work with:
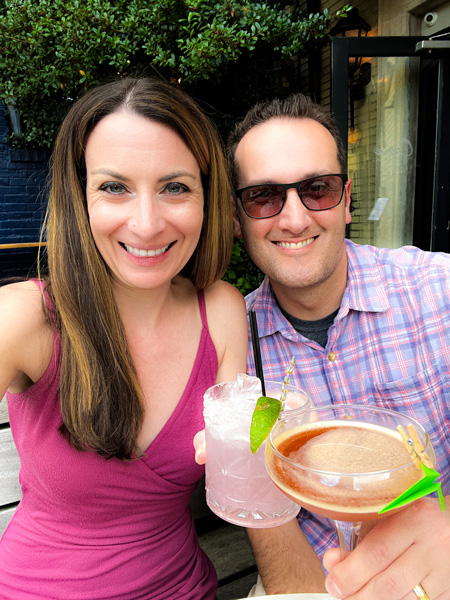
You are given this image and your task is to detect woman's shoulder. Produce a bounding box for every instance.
[172,277,247,330]
[204,279,246,311]
[0,280,53,388]
[203,281,248,381]
[203,281,247,340]
[173,277,245,310]
[0,279,45,313]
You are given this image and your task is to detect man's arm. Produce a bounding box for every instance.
[247,518,326,594]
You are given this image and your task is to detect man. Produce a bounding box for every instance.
[228,94,450,600]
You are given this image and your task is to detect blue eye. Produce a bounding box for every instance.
[100,182,126,194]
[165,182,189,195]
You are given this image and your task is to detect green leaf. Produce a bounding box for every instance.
[379,464,445,514]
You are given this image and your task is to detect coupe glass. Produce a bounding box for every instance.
[266,404,436,555]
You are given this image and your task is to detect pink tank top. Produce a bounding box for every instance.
[1,285,218,599]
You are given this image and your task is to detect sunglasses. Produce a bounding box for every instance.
[235,173,348,219]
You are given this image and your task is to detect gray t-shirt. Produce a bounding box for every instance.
[278,303,339,348]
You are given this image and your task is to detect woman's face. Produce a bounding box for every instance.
[85,110,204,291]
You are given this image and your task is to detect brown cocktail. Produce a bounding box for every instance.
[266,405,435,552]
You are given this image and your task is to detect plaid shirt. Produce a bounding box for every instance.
[245,240,450,561]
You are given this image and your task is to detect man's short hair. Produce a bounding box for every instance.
[227,94,347,190]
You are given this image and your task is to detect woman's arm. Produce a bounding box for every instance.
[0,281,53,398]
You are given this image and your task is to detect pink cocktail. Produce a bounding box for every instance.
[203,375,311,528]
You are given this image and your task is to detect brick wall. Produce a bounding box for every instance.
[0,103,50,277]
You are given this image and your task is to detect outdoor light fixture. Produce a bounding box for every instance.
[330,7,371,41]
[330,8,372,132]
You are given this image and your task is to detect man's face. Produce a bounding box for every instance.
[234,117,352,310]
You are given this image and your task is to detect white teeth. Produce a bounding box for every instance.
[277,238,314,249]
[124,244,170,257]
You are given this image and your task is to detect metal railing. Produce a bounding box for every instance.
[0,242,46,250]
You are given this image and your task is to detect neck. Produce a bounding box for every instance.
[113,279,175,329]
[271,253,348,321]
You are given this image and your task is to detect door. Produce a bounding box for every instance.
[331,36,450,252]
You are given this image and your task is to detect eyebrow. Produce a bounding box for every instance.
[89,169,199,182]
[158,171,199,182]
[241,172,337,187]
[89,168,130,181]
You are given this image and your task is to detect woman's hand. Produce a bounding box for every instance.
[193,429,206,464]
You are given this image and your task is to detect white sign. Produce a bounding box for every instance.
[368,197,389,221]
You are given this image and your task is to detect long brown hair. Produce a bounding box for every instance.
[43,78,233,459]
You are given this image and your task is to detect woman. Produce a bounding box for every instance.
[0,78,247,599]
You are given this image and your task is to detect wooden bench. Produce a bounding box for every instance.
[190,480,258,599]
[0,396,256,599]
[0,399,21,533]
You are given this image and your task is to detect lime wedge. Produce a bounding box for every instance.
[250,396,282,454]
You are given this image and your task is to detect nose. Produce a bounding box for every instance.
[128,193,165,238]
[277,187,313,231]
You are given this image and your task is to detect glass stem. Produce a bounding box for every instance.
[334,520,362,558]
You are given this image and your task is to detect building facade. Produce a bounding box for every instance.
[0,104,49,277]
[316,0,450,252]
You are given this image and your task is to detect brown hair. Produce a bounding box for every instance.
[43,78,233,459]
[227,93,346,189]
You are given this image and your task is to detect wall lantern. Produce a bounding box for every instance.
[330,7,371,41]
[330,8,372,133]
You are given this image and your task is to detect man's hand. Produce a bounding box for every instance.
[323,497,450,599]
[193,429,206,464]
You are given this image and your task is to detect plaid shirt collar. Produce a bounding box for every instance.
[246,239,390,340]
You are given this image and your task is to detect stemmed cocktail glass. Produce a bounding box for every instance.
[266,404,436,555]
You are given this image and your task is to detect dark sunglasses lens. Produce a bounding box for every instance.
[300,175,344,210]
[241,185,285,218]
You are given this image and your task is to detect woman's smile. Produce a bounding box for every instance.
[121,242,173,258]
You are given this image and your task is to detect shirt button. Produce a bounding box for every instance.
[328,352,336,362]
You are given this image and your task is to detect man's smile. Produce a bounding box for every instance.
[274,237,315,249]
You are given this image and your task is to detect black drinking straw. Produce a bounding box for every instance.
[249,310,266,396]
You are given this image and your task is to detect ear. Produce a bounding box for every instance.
[232,197,243,239]
[344,178,352,225]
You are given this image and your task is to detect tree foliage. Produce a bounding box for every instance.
[0,0,348,148]
[0,0,349,293]
[222,238,264,294]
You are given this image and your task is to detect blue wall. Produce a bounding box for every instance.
[0,104,50,277]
